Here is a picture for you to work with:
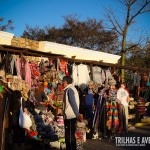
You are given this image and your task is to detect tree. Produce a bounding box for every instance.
[22,16,119,53]
[106,0,150,81]
[0,17,14,31]
[126,37,150,68]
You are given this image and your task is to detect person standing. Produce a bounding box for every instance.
[117,83,129,133]
[83,81,95,122]
[62,76,80,150]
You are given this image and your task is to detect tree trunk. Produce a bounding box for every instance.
[121,28,127,82]
[121,52,125,82]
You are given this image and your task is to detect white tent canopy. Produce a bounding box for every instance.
[39,41,121,64]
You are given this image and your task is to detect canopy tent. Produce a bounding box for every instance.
[39,41,121,64]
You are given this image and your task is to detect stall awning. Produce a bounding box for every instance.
[39,41,121,64]
[0,45,64,58]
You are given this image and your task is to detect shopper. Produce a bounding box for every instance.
[117,82,129,133]
[62,76,80,150]
[10,90,28,150]
[83,81,95,123]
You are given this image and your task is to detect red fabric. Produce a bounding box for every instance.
[28,131,38,137]
[30,62,40,78]
[59,60,69,76]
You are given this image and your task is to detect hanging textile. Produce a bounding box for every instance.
[106,100,119,131]
[77,64,90,86]
[131,72,141,87]
[10,55,18,76]
[59,59,68,76]
[72,64,78,86]
[106,89,119,131]
[93,94,103,132]
[16,57,32,89]
[92,66,102,85]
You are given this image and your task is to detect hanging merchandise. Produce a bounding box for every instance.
[77,64,90,87]
[106,69,112,80]
[59,59,69,76]
[93,93,104,133]
[30,61,41,79]
[106,88,119,131]
[131,72,141,87]
[72,64,90,89]
[72,64,78,86]
[19,97,32,129]
[10,55,18,76]
[51,65,59,83]
[101,69,106,84]
[92,66,102,85]
[16,57,32,89]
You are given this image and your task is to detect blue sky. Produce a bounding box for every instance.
[1,0,150,43]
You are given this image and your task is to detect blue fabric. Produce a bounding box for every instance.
[85,94,94,106]
[86,105,94,120]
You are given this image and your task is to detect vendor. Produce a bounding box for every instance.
[35,83,48,111]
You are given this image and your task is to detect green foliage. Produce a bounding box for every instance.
[22,16,119,53]
[126,40,150,68]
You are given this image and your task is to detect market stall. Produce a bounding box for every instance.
[0,31,150,150]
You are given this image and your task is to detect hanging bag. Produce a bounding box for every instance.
[19,97,32,129]
[146,74,150,87]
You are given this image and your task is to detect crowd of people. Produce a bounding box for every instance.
[9,75,130,150]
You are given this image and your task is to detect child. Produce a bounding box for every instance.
[76,114,88,142]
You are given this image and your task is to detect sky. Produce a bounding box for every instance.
[1,0,150,43]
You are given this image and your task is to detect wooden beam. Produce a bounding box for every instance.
[71,56,76,59]
[0,45,63,58]
[0,44,149,72]
[64,57,150,72]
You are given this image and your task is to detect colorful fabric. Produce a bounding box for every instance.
[59,60,69,76]
[106,100,119,130]
[29,62,40,79]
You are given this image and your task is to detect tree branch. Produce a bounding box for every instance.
[111,10,124,32]
[105,9,123,35]
[125,43,139,52]
[128,0,150,25]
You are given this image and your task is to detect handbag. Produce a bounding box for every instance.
[19,97,32,129]
[146,74,150,86]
